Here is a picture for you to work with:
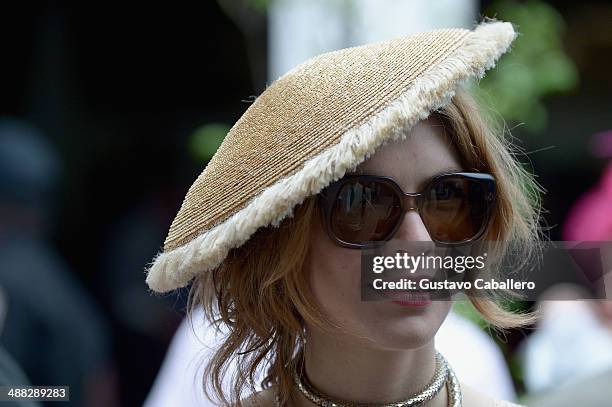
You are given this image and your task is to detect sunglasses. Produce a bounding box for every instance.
[319,172,496,248]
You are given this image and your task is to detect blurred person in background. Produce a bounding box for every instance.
[0,118,118,406]
[522,130,612,406]
[99,190,189,405]
[0,345,40,407]
[0,285,39,407]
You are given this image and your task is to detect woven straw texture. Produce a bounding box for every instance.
[147,20,517,293]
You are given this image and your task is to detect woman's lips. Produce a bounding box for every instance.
[382,288,432,307]
[377,275,434,306]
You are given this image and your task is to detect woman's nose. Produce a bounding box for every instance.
[394,210,433,242]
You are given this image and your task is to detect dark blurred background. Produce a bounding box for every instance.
[1,1,611,406]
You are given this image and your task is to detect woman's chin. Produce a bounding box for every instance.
[365,321,440,350]
[344,301,451,350]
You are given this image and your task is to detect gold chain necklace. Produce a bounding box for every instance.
[276,351,462,407]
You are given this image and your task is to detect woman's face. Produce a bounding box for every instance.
[306,117,462,350]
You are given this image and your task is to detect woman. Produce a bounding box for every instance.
[147,20,541,407]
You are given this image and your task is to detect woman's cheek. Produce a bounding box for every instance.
[307,248,362,319]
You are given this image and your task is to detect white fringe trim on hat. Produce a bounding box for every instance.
[146,20,517,293]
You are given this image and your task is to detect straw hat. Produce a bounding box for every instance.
[146,19,517,293]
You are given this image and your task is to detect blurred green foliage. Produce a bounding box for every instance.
[246,0,271,13]
[217,0,271,14]
[475,0,579,132]
[189,123,230,161]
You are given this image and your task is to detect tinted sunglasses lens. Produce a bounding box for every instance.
[421,177,493,243]
[330,179,402,244]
